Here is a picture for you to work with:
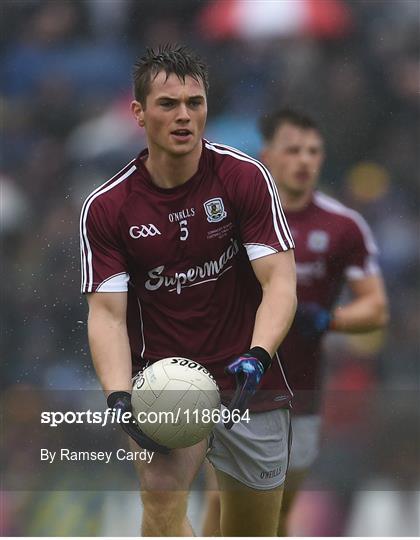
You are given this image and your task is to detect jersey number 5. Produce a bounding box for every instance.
[179,220,189,241]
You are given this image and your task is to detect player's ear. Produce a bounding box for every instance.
[131,100,145,127]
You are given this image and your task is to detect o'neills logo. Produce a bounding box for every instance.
[145,238,240,295]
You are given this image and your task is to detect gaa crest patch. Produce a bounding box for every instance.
[307,230,329,253]
[203,197,227,223]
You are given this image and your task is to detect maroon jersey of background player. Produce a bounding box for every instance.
[281,190,380,413]
[80,140,295,411]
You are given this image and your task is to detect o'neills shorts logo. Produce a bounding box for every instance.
[260,466,282,479]
[145,238,239,294]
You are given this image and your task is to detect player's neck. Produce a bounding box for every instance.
[145,141,202,189]
[279,188,313,212]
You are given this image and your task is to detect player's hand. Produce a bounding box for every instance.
[293,302,331,340]
[224,347,271,430]
[107,391,170,454]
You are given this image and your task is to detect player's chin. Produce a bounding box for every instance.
[168,139,199,156]
[287,184,309,197]
[289,178,315,194]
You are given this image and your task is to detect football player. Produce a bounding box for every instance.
[202,109,389,536]
[80,46,297,536]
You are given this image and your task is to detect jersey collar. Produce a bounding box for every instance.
[134,144,207,195]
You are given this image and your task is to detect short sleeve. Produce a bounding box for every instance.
[344,214,381,281]
[235,162,295,261]
[80,197,129,293]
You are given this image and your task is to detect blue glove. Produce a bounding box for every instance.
[107,392,170,454]
[224,346,271,430]
[293,302,331,340]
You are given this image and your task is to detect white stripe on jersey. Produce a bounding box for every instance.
[313,191,379,255]
[136,296,146,358]
[80,161,136,292]
[205,141,294,250]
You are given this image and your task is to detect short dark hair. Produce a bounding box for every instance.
[259,108,320,142]
[132,44,209,105]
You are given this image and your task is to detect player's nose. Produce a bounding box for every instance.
[300,150,312,164]
[175,103,191,123]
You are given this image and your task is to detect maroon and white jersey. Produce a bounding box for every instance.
[80,140,294,411]
[280,191,380,414]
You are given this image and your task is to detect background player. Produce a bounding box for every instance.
[80,46,297,536]
[202,108,389,536]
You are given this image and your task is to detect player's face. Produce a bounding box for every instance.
[262,124,324,196]
[131,71,207,157]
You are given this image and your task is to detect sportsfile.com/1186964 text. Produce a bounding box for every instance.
[40,408,250,428]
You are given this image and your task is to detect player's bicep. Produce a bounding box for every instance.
[251,250,296,290]
[87,291,128,323]
[347,274,388,305]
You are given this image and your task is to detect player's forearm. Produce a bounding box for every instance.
[88,311,133,395]
[251,283,297,357]
[331,295,389,333]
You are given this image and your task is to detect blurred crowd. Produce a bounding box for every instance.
[1,0,419,536]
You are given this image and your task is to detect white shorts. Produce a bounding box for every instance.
[207,406,291,490]
[288,414,321,471]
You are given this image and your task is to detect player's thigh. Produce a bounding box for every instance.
[282,468,308,513]
[203,459,220,516]
[204,458,219,490]
[202,460,221,535]
[217,469,284,537]
[129,437,208,492]
[204,459,220,513]
[277,468,309,536]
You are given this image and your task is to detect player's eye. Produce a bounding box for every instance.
[189,99,202,108]
[160,100,175,108]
